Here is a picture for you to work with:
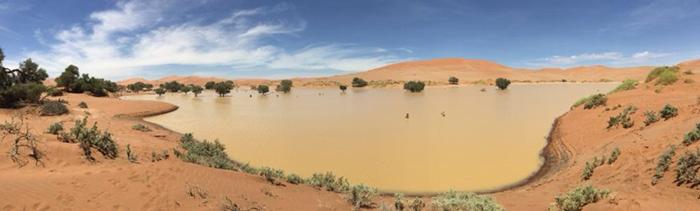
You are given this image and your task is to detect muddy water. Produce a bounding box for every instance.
[124,83,616,193]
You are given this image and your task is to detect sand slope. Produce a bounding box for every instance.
[118,58,654,87]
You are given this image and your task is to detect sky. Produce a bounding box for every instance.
[1,0,699,80]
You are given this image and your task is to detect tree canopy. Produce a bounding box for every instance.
[276,79,293,93]
[257,85,270,94]
[214,81,234,97]
[352,77,368,87]
[403,81,425,93]
[495,78,511,90]
[0,50,49,107]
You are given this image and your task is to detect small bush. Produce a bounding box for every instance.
[40,101,69,116]
[339,85,348,92]
[68,117,119,160]
[394,193,406,211]
[652,145,676,185]
[582,157,604,180]
[607,106,636,129]
[47,88,63,96]
[126,144,137,163]
[177,133,237,170]
[674,148,700,186]
[495,78,511,90]
[348,184,378,208]
[352,77,368,88]
[610,79,637,93]
[275,80,293,93]
[240,163,259,174]
[154,88,166,96]
[222,197,239,211]
[1,116,44,167]
[151,150,169,162]
[659,104,678,120]
[132,123,151,132]
[256,85,269,95]
[78,101,88,108]
[409,198,427,211]
[308,172,350,192]
[608,148,621,164]
[574,94,607,109]
[259,167,285,185]
[683,123,700,146]
[646,66,679,85]
[448,76,459,85]
[553,185,610,211]
[431,190,504,211]
[286,174,304,184]
[47,122,64,135]
[403,81,426,93]
[643,111,659,126]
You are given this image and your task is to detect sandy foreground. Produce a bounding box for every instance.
[2,59,700,210]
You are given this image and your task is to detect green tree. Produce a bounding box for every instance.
[495,78,511,90]
[55,65,80,92]
[448,76,459,85]
[181,85,191,94]
[191,85,204,97]
[340,85,348,92]
[214,81,234,97]
[257,85,270,95]
[352,77,368,87]
[154,88,166,96]
[161,81,183,92]
[204,81,216,89]
[127,82,148,93]
[276,79,293,93]
[0,52,49,107]
[403,81,425,92]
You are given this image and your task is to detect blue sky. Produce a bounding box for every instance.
[1,0,699,79]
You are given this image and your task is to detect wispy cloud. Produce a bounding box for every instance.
[530,51,671,67]
[27,0,402,79]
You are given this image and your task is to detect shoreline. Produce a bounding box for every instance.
[120,93,571,197]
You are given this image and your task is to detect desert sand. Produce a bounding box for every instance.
[1,58,699,210]
[118,58,654,88]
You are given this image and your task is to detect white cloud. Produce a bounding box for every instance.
[533,51,671,67]
[27,0,401,79]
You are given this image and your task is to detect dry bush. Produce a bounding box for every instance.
[0,115,43,167]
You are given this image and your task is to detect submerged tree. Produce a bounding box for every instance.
[495,78,511,90]
[191,85,204,97]
[352,77,368,87]
[339,85,348,92]
[276,79,293,93]
[403,81,425,93]
[257,85,270,95]
[214,81,234,97]
[154,88,166,96]
[204,81,216,89]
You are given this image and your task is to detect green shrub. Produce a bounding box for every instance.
[0,55,49,108]
[682,123,700,146]
[553,185,610,211]
[675,148,700,186]
[205,81,216,89]
[352,77,368,87]
[39,101,69,116]
[659,104,678,120]
[431,190,504,211]
[78,101,88,109]
[607,106,636,129]
[394,193,406,211]
[448,76,459,85]
[574,94,607,109]
[403,81,426,93]
[154,88,166,96]
[46,87,63,96]
[259,167,285,185]
[47,122,64,135]
[240,163,259,174]
[339,85,348,92]
[276,80,293,93]
[151,150,169,162]
[176,133,237,170]
[646,66,679,85]
[214,81,235,97]
[286,174,304,184]
[160,81,184,92]
[126,144,137,163]
[409,198,426,211]
[132,123,151,132]
[643,111,659,126]
[582,157,604,180]
[256,85,269,95]
[126,82,150,93]
[68,117,119,160]
[610,79,637,93]
[652,145,676,185]
[348,184,378,208]
[608,148,621,164]
[495,78,511,90]
[308,172,350,192]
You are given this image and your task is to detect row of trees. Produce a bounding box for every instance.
[55,65,119,97]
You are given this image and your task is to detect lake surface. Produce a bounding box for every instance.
[124,83,616,193]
